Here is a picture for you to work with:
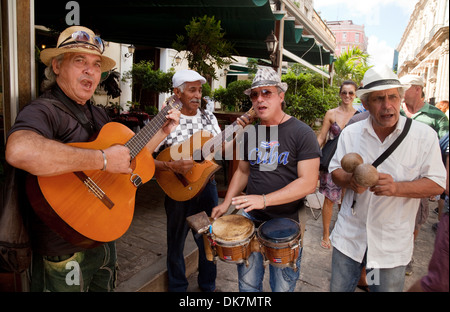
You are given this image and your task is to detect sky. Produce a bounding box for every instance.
[314,0,419,67]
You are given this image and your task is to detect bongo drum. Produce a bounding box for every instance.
[210,215,255,265]
[257,218,301,270]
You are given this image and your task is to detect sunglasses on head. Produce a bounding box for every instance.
[58,30,104,53]
[249,89,274,100]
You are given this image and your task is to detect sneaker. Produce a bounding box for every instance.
[405,258,414,276]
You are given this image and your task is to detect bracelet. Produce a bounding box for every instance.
[163,161,171,171]
[100,149,107,171]
[262,194,266,209]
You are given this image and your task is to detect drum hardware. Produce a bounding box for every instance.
[186,213,302,271]
[256,218,302,271]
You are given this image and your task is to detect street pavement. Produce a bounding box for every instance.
[115,168,439,293]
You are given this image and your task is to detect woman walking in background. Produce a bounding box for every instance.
[316,80,357,249]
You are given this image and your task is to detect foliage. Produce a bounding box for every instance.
[202,82,212,98]
[211,67,338,125]
[99,69,122,99]
[122,60,174,103]
[333,47,371,86]
[173,15,236,80]
[212,80,252,112]
[283,70,340,127]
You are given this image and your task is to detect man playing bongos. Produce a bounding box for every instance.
[212,67,320,292]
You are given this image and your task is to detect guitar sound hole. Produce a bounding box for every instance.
[193,149,204,163]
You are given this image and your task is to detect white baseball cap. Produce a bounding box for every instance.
[172,69,206,88]
[399,74,425,87]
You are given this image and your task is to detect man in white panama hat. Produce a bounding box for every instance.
[5,26,180,291]
[328,65,446,292]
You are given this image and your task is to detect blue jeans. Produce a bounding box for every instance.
[31,241,117,292]
[330,247,406,292]
[237,249,302,292]
[165,180,218,292]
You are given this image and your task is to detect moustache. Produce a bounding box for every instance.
[190,98,201,104]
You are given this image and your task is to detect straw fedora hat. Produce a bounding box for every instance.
[244,66,288,95]
[40,26,116,72]
[356,65,409,98]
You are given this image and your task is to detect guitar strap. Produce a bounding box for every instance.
[51,85,98,137]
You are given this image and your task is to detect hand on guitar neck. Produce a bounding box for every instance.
[155,107,256,201]
[155,108,254,175]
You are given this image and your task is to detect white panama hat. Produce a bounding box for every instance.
[356,65,409,98]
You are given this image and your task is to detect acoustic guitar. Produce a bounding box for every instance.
[155,107,256,202]
[26,96,182,248]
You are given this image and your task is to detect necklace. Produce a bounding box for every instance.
[278,113,286,125]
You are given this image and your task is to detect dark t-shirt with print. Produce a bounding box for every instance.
[242,117,320,223]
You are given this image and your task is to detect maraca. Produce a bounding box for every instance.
[341,153,378,187]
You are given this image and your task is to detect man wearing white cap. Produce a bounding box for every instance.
[400,74,448,139]
[328,65,446,291]
[154,69,221,292]
[5,26,180,291]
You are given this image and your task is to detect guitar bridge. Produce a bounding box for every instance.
[130,173,142,187]
[74,171,114,209]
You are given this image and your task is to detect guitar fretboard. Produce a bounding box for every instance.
[202,108,255,157]
[125,98,180,159]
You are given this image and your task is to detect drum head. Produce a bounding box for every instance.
[212,215,254,242]
[259,218,299,243]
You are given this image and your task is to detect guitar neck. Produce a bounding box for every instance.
[203,108,254,157]
[125,104,173,159]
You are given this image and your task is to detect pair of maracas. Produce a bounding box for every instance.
[340,153,379,187]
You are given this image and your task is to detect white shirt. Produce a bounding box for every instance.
[329,115,446,268]
[155,109,221,152]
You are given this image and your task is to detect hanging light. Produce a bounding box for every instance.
[125,44,135,58]
[265,31,278,54]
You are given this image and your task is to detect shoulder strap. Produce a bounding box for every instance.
[372,118,412,168]
[51,87,96,137]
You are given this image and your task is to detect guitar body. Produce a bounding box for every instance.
[155,130,221,202]
[26,122,155,248]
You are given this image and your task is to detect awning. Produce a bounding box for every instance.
[34,0,333,66]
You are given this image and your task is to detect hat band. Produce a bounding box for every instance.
[251,79,280,89]
[58,30,104,54]
[360,79,401,90]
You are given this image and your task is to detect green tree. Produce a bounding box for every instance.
[122,60,174,104]
[333,47,371,86]
[283,70,339,127]
[173,15,236,80]
[212,80,252,112]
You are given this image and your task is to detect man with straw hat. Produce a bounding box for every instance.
[212,67,321,292]
[328,65,445,292]
[5,26,180,291]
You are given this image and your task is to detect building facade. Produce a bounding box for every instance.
[326,20,368,56]
[397,0,449,104]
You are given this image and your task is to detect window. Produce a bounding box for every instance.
[355,33,360,43]
[343,32,347,41]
